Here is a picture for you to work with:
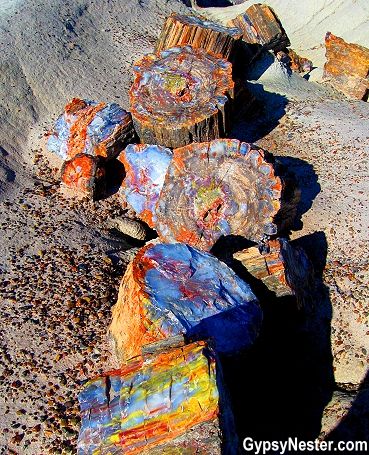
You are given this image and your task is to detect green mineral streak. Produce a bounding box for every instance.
[164,73,187,95]
[195,183,223,208]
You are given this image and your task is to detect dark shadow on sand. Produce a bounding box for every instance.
[213,232,334,450]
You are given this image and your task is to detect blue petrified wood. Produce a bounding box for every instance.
[117,144,173,228]
[47,98,135,161]
[110,242,262,361]
[77,341,237,454]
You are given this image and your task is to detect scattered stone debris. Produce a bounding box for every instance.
[129,46,234,148]
[156,13,242,60]
[323,32,369,100]
[110,242,261,361]
[78,341,237,454]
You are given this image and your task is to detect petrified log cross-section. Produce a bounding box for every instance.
[156,13,242,60]
[110,242,261,361]
[129,46,234,148]
[78,341,237,454]
[47,98,135,160]
[154,139,283,251]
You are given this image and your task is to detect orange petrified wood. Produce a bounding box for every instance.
[129,46,234,148]
[61,153,105,200]
[234,238,314,305]
[228,3,290,51]
[156,13,242,60]
[323,32,369,100]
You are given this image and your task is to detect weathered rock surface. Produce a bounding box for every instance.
[155,139,285,251]
[228,3,289,51]
[156,13,242,60]
[323,32,369,100]
[129,45,234,148]
[110,242,261,361]
[78,341,237,454]
[61,153,105,200]
[117,144,173,228]
[47,98,135,161]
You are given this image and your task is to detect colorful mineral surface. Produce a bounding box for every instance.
[154,139,283,251]
[47,98,135,160]
[129,45,234,148]
[324,32,369,100]
[117,144,173,228]
[61,153,105,200]
[110,242,262,361]
[228,3,290,51]
[78,342,230,454]
[156,13,242,59]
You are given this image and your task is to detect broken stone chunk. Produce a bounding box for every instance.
[323,32,369,100]
[78,341,237,454]
[276,49,313,73]
[234,238,314,305]
[156,13,242,60]
[61,153,105,200]
[228,3,290,52]
[47,98,135,160]
[110,242,262,361]
[117,144,173,228]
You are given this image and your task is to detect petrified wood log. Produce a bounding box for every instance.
[47,98,135,160]
[110,242,261,361]
[156,13,242,60]
[117,144,173,228]
[129,46,234,148]
[323,32,369,100]
[78,341,237,454]
[234,238,314,305]
[228,3,290,52]
[61,153,105,200]
[154,139,283,251]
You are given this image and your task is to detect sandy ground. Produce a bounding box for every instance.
[0,0,369,453]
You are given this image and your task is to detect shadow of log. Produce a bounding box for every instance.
[216,232,334,448]
[325,372,369,451]
[275,156,321,232]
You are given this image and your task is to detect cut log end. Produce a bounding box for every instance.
[155,139,285,251]
[129,46,234,149]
